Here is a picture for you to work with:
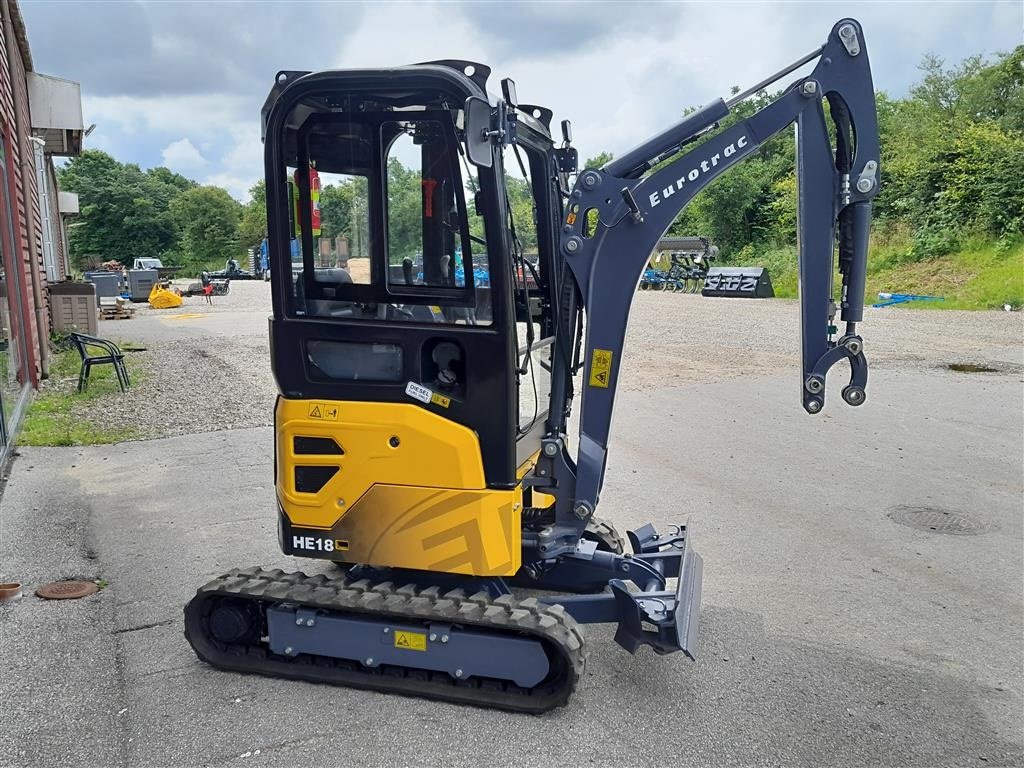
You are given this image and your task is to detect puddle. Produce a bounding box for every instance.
[947,363,998,373]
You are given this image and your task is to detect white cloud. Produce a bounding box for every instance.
[160,137,207,172]
[201,124,264,201]
[324,1,1022,162]
[82,93,263,200]
[65,1,1022,204]
[84,93,252,137]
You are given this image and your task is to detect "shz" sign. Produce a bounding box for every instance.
[701,267,774,298]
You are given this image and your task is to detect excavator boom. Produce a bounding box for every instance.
[531,18,879,555]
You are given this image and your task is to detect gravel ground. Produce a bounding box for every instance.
[54,282,278,440]
[61,280,1022,441]
[157,277,272,314]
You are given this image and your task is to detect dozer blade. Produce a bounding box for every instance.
[540,522,704,657]
[608,541,703,657]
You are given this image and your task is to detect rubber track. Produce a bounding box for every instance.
[184,567,586,714]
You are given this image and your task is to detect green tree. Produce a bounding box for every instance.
[876,47,1024,253]
[146,166,197,194]
[654,46,1023,264]
[320,176,368,242]
[503,172,537,254]
[58,150,186,267]
[169,186,242,268]
[385,157,424,264]
[938,121,1024,236]
[238,179,267,248]
[583,151,614,169]
[662,89,796,250]
[965,46,1023,133]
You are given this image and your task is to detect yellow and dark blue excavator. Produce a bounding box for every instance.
[185,19,880,712]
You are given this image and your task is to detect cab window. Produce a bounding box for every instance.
[504,142,553,434]
[286,109,492,325]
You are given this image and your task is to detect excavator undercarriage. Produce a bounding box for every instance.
[185,18,880,712]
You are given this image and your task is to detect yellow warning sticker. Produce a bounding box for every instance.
[588,349,614,388]
[307,402,339,421]
[430,393,451,408]
[393,630,427,652]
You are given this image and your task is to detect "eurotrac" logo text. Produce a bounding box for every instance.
[648,135,750,208]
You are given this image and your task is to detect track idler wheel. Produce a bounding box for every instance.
[208,598,259,644]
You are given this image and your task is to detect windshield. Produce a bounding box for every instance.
[282,106,492,326]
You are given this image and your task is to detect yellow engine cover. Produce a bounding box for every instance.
[275,398,521,576]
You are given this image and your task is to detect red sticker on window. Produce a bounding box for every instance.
[422,178,437,218]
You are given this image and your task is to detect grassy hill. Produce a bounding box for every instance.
[748,234,1023,310]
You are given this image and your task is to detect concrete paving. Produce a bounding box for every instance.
[1,364,1021,768]
[100,308,272,344]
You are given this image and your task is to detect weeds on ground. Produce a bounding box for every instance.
[737,232,1023,309]
[866,235,1024,310]
[19,340,145,447]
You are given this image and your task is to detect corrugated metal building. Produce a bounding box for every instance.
[0,0,83,463]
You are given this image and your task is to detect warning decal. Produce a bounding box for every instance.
[393,630,427,652]
[430,393,451,408]
[588,349,614,388]
[307,402,339,420]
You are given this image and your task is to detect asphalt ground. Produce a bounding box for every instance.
[1,358,1021,767]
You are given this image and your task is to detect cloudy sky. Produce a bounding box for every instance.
[22,0,1022,201]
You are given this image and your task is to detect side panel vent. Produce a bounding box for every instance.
[294,436,344,455]
[295,465,340,493]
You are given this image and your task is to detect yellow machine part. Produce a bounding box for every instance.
[148,283,183,309]
[276,398,522,576]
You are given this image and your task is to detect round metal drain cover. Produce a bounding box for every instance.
[887,506,984,535]
[35,580,99,600]
[0,582,22,603]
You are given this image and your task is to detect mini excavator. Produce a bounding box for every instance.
[185,19,880,712]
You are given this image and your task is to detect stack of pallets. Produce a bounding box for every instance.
[98,297,136,321]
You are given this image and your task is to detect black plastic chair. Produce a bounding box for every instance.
[69,332,130,393]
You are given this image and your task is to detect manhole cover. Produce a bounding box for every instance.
[887,506,985,535]
[0,582,22,603]
[35,580,99,600]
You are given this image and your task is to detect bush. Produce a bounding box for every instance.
[937,122,1024,237]
[908,228,961,261]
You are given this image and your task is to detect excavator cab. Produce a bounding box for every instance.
[262,63,566,577]
[187,20,881,712]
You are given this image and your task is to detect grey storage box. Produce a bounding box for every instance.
[49,282,98,335]
[127,269,158,301]
[83,271,123,305]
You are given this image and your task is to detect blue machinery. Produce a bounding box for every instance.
[873,292,945,308]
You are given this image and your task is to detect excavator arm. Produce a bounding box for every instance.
[532,19,880,552]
